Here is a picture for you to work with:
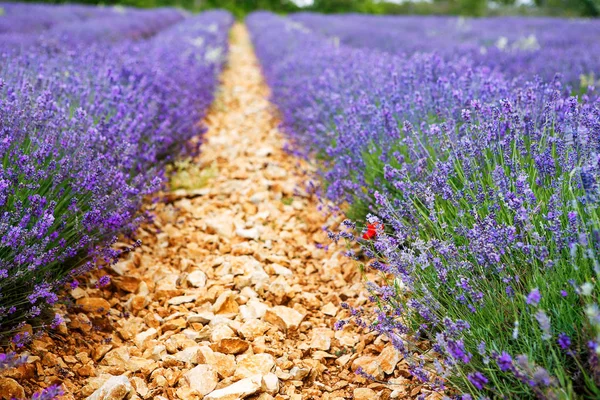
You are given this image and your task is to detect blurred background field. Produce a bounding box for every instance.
[7,0,600,18]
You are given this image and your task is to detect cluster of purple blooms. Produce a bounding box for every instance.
[291,13,600,87]
[0,4,233,345]
[248,12,600,399]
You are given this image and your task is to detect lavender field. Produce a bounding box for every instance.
[248,11,600,400]
[1,2,600,399]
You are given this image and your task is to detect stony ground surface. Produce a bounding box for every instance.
[0,25,433,400]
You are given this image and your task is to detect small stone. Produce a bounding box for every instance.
[168,295,197,305]
[249,269,269,289]
[204,375,262,400]
[335,354,352,367]
[155,273,178,291]
[261,373,280,395]
[211,324,235,342]
[0,377,25,399]
[335,327,359,347]
[234,353,275,379]
[309,328,333,351]
[112,276,140,293]
[206,216,234,238]
[204,350,236,378]
[77,297,111,313]
[239,319,271,340]
[134,328,158,348]
[352,356,383,380]
[64,355,78,364]
[411,386,423,397]
[239,299,268,321]
[162,317,187,331]
[78,364,96,377]
[212,338,249,355]
[71,287,86,299]
[267,263,292,276]
[213,291,239,314]
[187,270,207,288]
[377,344,401,375]
[86,375,133,400]
[187,311,214,324]
[130,377,148,398]
[127,357,156,375]
[111,259,132,276]
[289,366,310,380]
[93,344,113,362]
[130,296,148,313]
[173,346,204,364]
[321,302,338,317]
[102,347,130,366]
[149,345,166,361]
[255,147,273,157]
[236,227,259,240]
[354,388,377,400]
[184,364,218,396]
[264,306,305,332]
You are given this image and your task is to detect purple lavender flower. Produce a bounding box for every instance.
[526,288,541,306]
[467,371,489,390]
[497,352,513,372]
[557,333,571,350]
[32,384,64,400]
[535,310,552,340]
[0,352,28,371]
[97,275,111,287]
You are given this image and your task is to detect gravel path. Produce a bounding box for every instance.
[2,24,423,400]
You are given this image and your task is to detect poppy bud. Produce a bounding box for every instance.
[362,222,383,240]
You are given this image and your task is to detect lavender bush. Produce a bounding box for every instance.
[248,12,600,398]
[291,13,600,88]
[0,7,232,343]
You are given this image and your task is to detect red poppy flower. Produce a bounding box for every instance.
[362,222,383,240]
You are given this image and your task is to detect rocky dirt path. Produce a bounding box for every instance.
[1,24,424,400]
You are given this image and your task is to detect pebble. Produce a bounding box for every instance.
[354,388,378,400]
[264,306,305,332]
[86,375,133,400]
[77,297,111,313]
[184,364,218,395]
[187,270,207,287]
[0,377,25,399]
[234,353,275,379]
[212,338,250,354]
[204,375,262,400]
[167,294,197,305]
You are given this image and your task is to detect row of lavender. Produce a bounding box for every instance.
[291,13,600,89]
[0,2,120,34]
[0,3,187,50]
[0,5,233,350]
[248,12,600,399]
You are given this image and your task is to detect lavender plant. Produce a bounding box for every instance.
[0,8,232,344]
[248,12,600,398]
